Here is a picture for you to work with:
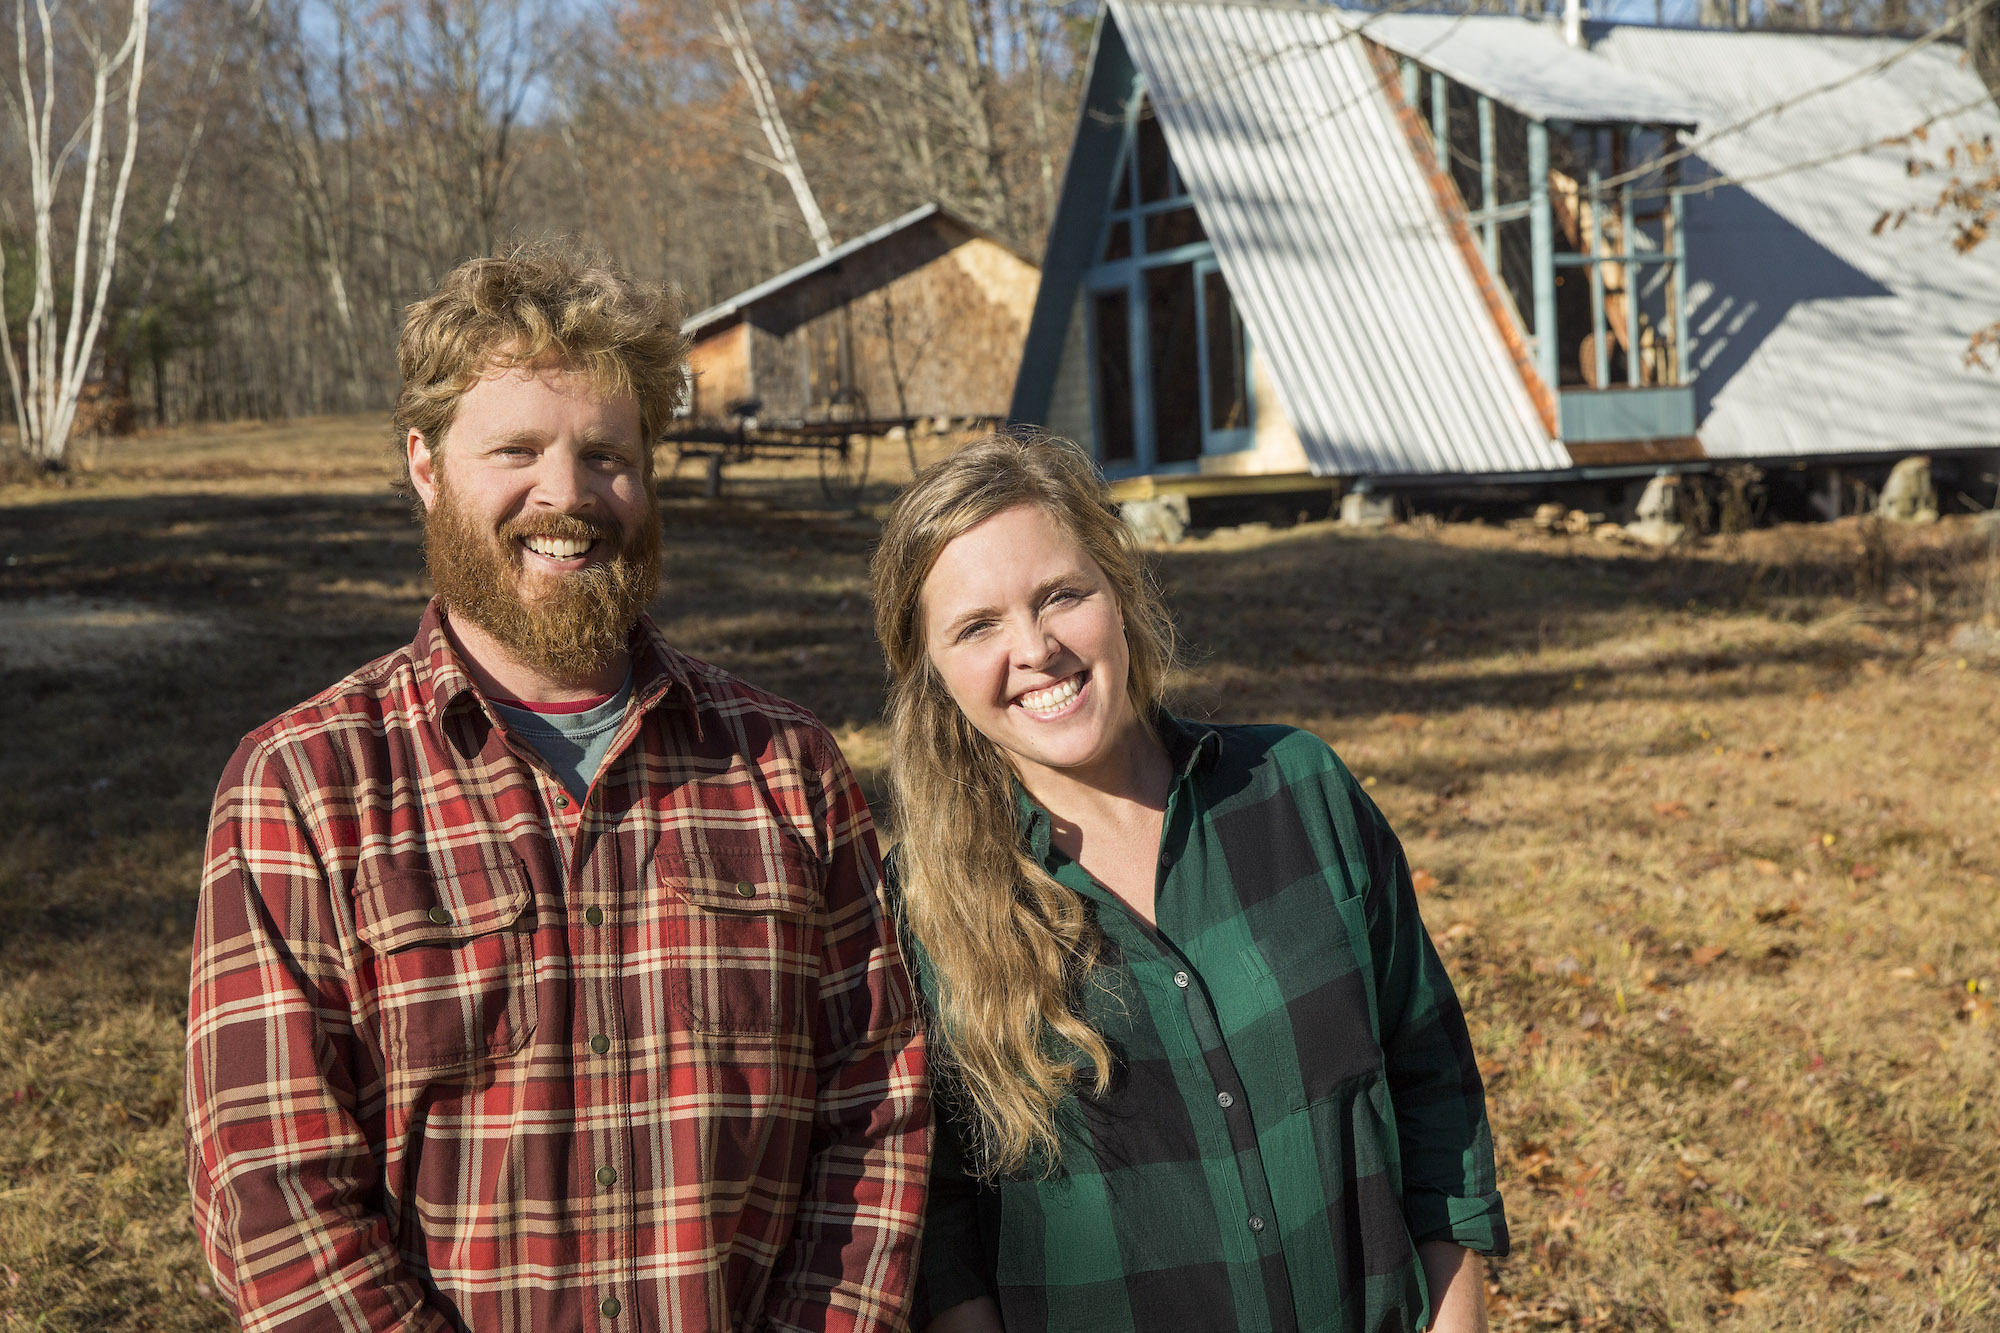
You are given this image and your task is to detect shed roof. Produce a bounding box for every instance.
[683,203,1027,338]
[1590,24,2000,460]
[1098,0,1565,477]
[1360,11,1703,127]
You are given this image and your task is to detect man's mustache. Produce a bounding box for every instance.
[498,513,622,545]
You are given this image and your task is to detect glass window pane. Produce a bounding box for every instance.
[1446,80,1480,209]
[1493,102,1532,207]
[1113,149,1133,211]
[1143,206,1205,253]
[1137,106,1174,204]
[1146,264,1202,464]
[1093,290,1135,463]
[1497,215,1535,341]
[1202,270,1248,433]
[1102,219,1131,262]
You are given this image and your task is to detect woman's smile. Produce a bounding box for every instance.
[1014,670,1089,718]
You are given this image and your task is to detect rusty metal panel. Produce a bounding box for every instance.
[1110,0,1565,477]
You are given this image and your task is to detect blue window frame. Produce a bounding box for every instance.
[1086,91,1255,474]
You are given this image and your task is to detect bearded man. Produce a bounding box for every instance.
[185,247,928,1333]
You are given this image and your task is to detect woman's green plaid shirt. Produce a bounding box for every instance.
[905,715,1508,1333]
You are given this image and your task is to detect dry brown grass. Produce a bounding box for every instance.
[1,418,1995,1330]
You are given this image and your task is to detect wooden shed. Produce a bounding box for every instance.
[682,203,1040,427]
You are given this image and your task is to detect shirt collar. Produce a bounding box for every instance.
[1013,710,1221,864]
[414,598,703,740]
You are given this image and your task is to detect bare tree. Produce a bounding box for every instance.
[716,0,833,253]
[2,0,152,466]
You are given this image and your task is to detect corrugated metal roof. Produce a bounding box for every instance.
[1109,0,1565,477]
[684,203,1026,337]
[1360,11,1703,127]
[1592,26,2000,459]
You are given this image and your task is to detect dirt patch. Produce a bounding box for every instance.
[0,595,216,670]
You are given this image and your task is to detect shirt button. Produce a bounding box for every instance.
[1159,849,1174,869]
[596,1166,617,1187]
[555,793,570,809]
[1217,1091,1235,1108]
[734,880,756,898]
[584,906,605,926]
[599,1296,621,1319]
[590,1034,610,1055]
[1248,1215,1266,1233]
[1173,971,1190,989]
[427,906,452,925]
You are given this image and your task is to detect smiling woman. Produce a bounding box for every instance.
[871,435,1508,1333]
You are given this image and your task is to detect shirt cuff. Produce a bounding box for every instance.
[1405,1188,1511,1257]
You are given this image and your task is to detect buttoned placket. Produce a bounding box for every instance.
[568,702,661,1330]
[489,694,649,1328]
[1033,724,1301,1333]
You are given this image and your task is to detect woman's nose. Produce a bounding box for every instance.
[1009,622,1060,670]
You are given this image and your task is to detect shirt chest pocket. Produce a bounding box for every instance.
[657,837,822,1040]
[1237,891,1384,1111]
[354,859,539,1074]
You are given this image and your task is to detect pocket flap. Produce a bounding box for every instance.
[356,859,533,953]
[659,835,820,918]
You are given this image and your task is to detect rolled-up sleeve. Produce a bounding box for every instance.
[1349,780,1509,1257]
[185,737,449,1333]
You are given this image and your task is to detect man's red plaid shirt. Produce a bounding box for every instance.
[186,602,928,1332]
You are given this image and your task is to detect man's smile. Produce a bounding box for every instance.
[521,533,596,561]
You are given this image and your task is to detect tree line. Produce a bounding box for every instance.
[2,0,1995,467]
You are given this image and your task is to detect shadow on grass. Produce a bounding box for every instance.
[0,485,1904,953]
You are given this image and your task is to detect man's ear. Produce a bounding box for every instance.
[408,430,440,512]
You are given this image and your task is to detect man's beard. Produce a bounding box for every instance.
[424,476,661,685]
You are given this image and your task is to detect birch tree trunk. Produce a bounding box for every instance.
[3,0,152,467]
[716,0,833,254]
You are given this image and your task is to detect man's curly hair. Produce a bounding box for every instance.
[392,242,689,493]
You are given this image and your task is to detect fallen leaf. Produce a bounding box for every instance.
[1437,921,1474,944]
[1862,1191,1891,1209]
[1691,945,1727,966]
[1388,713,1422,730]
[1851,864,1879,881]
[1752,858,1781,876]
[1410,867,1439,894]
[1754,900,1801,924]
[1652,800,1692,819]
[1890,966,1919,980]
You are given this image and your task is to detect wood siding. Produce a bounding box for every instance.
[686,321,752,420]
[709,215,1037,424]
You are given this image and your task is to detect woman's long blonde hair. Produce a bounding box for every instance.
[871,433,1175,1178]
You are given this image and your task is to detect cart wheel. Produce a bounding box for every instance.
[818,433,872,504]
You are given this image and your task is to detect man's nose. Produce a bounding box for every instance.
[533,451,595,512]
